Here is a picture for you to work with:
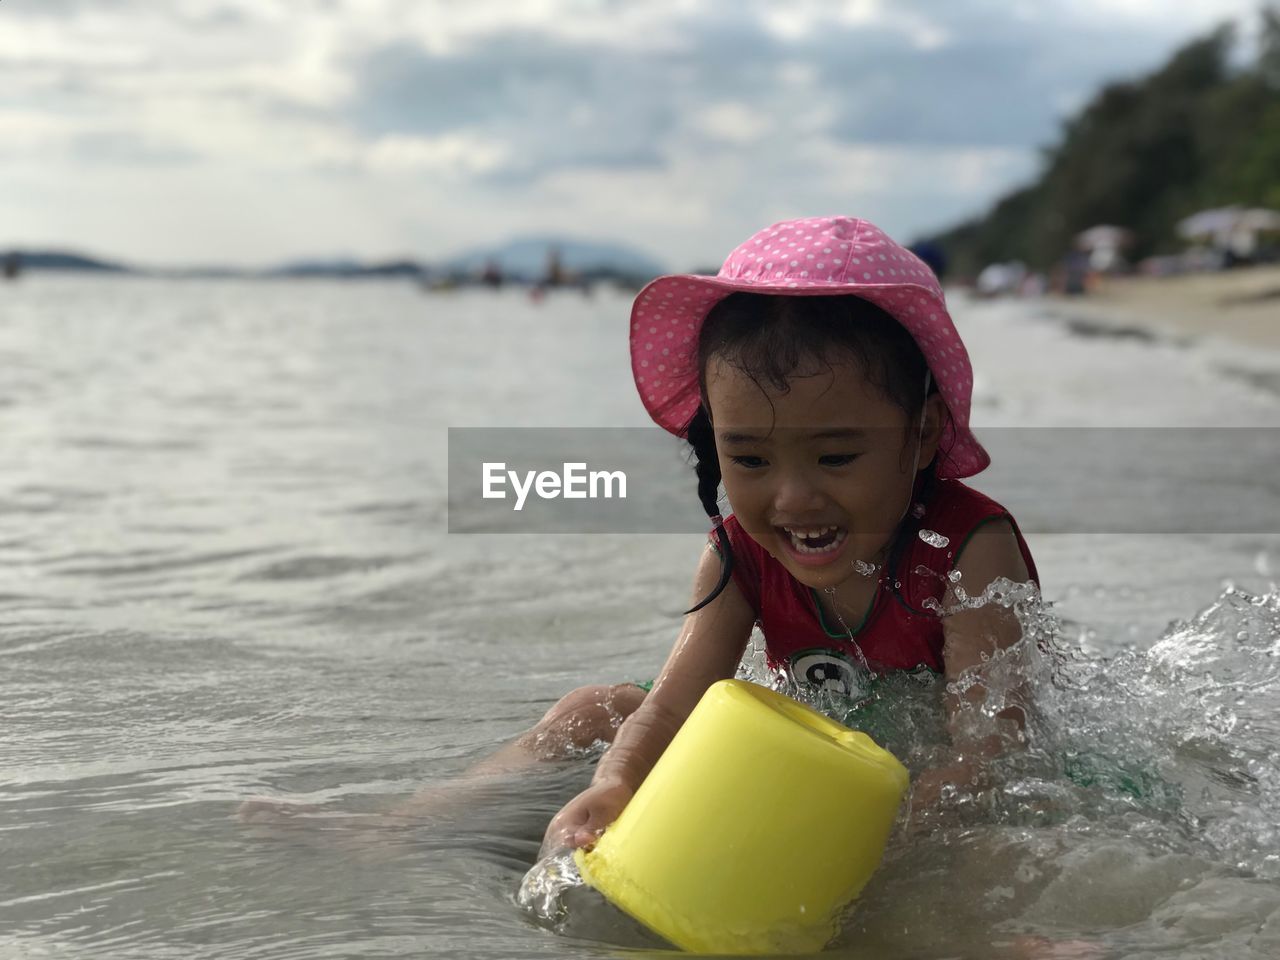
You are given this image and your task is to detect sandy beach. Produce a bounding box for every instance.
[1041,263,1280,352]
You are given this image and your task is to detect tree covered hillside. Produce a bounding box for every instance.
[926,7,1280,276]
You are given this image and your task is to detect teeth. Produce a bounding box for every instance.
[783,526,846,554]
[783,525,837,538]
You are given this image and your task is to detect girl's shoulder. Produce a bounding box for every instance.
[906,477,1039,594]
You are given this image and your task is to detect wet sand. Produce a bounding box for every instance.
[1042,264,1280,353]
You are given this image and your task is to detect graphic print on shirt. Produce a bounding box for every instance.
[788,648,871,698]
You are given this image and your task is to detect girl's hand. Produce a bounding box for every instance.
[541,778,634,856]
[537,544,755,859]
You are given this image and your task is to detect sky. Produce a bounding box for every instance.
[0,0,1265,270]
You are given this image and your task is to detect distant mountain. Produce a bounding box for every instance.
[443,235,667,281]
[0,236,669,282]
[263,258,425,279]
[2,249,130,272]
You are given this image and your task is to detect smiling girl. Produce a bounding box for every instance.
[515,217,1040,851]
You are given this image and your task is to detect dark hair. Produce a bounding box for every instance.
[683,293,947,615]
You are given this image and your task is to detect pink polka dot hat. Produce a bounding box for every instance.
[629,215,989,479]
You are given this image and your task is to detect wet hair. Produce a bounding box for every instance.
[683,293,947,615]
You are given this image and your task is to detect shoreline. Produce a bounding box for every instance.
[1038,263,1280,354]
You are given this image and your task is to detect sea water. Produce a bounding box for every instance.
[2,276,1279,959]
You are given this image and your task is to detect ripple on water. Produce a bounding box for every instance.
[239,554,405,582]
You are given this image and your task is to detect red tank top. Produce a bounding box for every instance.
[714,478,1038,686]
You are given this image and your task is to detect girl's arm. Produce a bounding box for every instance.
[542,543,757,852]
[942,518,1032,734]
[914,519,1032,806]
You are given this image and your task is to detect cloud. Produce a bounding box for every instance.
[363,132,512,176]
[345,32,681,182]
[0,0,1263,265]
[2,0,104,16]
[339,0,1245,187]
[69,131,201,166]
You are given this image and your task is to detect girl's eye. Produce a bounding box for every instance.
[730,455,767,469]
[819,454,860,467]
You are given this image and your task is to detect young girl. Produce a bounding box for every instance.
[519,216,1041,853]
[310,217,1028,852]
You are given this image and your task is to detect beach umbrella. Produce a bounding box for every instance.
[1177,206,1280,250]
[1237,207,1280,232]
[1075,225,1131,251]
[1177,206,1259,241]
[976,261,1025,295]
[1177,206,1243,241]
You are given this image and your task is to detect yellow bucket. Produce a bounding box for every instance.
[575,679,909,954]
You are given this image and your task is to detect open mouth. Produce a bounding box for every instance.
[778,525,848,561]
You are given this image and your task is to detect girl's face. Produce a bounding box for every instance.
[706,354,943,593]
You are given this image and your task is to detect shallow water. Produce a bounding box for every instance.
[2,276,1279,958]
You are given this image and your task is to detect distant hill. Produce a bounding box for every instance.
[443,235,667,282]
[2,249,130,272]
[263,258,424,279]
[0,235,669,282]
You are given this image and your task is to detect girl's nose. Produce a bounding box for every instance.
[770,471,827,517]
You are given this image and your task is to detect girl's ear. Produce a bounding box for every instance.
[918,393,947,470]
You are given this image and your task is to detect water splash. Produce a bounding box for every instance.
[523,581,1280,955]
[1026,585,1280,878]
[516,849,581,927]
[919,529,951,549]
[518,848,669,946]
[821,585,873,673]
[1254,550,1271,578]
